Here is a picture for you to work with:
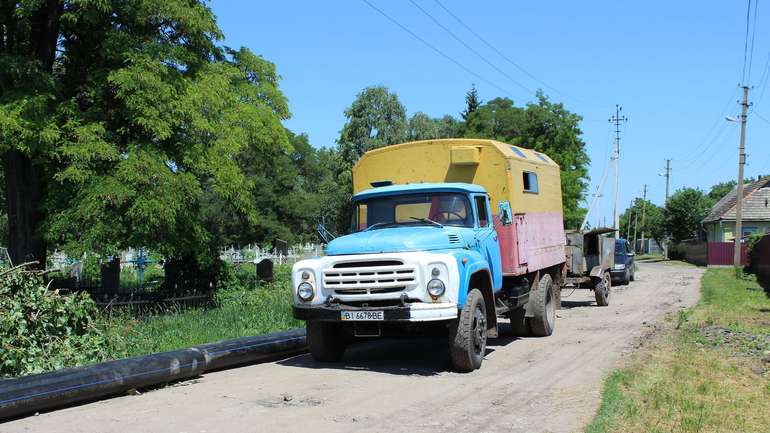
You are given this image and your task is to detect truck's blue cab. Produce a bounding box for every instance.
[292,182,551,372]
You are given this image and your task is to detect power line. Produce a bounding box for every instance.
[407,0,534,96]
[675,88,739,162]
[747,0,759,83]
[680,121,733,170]
[742,0,753,84]
[753,52,770,108]
[360,0,522,99]
[431,0,576,103]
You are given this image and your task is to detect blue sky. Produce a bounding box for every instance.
[211,0,770,226]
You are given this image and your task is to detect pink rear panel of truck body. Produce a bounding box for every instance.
[495,211,565,276]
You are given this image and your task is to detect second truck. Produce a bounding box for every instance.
[292,138,567,371]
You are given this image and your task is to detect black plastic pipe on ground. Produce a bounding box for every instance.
[0,328,307,421]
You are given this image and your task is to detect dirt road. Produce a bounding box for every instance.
[4,262,703,433]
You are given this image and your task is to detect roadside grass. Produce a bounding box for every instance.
[585,268,770,433]
[101,265,301,358]
[635,253,664,261]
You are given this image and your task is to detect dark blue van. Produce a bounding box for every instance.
[611,238,635,285]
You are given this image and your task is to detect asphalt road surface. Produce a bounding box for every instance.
[4,261,703,433]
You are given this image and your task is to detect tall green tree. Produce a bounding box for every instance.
[706,180,737,207]
[464,93,590,228]
[664,188,710,242]
[337,86,408,167]
[1,1,290,269]
[408,112,461,141]
[461,84,481,120]
[331,86,408,234]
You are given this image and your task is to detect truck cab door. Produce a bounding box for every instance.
[473,194,503,290]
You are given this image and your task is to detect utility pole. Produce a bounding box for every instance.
[734,85,749,269]
[663,158,671,260]
[663,158,671,206]
[626,203,634,240]
[609,105,628,236]
[640,184,648,254]
[632,204,639,252]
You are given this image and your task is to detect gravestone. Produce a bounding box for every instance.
[100,257,121,294]
[256,258,274,283]
[274,238,289,257]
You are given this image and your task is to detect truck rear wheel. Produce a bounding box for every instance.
[529,273,556,337]
[593,271,611,306]
[448,289,487,372]
[306,321,346,362]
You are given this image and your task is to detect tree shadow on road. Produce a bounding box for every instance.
[278,324,522,376]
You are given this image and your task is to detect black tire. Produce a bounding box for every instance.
[448,289,487,372]
[593,271,611,307]
[306,321,346,362]
[619,269,630,286]
[528,273,556,337]
[508,306,530,337]
[630,267,635,282]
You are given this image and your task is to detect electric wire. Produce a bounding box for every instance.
[747,0,759,84]
[431,0,581,104]
[753,52,770,109]
[407,0,534,96]
[675,88,739,163]
[360,0,523,100]
[680,121,733,170]
[742,0,753,84]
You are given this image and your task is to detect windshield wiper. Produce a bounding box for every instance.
[365,222,398,231]
[409,217,444,228]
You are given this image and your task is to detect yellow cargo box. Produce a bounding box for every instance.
[353,138,562,214]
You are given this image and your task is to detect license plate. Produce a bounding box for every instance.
[341,310,384,321]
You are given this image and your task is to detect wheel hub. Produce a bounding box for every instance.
[472,306,487,354]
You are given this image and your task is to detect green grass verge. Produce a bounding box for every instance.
[100,266,301,359]
[584,269,770,433]
[635,253,664,261]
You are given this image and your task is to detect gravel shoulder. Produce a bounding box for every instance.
[3,262,704,433]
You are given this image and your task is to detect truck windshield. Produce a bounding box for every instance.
[352,192,473,232]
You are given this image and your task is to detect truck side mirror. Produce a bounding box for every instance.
[498,201,513,225]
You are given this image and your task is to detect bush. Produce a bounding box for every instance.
[0,266,111,377]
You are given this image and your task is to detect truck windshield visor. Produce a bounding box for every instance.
[352,192,473,232]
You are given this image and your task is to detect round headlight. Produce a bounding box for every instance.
[297,282,314,301]
[427,279,446,298]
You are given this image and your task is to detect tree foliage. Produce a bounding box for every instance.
[619,198,665,244]
[408,112,460,141]
[1,0,292,267]
[706,180,737,207]
[461,84,481,120]
[337,86,408,167]
[1,266,109,377]
[664,188,711,242]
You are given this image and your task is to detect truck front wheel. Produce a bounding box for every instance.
[529,273,556,337]
[306,321,346,362]
[448,289,487,372]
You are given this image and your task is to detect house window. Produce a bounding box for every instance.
[475,196,489,227]
[743,227,758,237]
[523,171,539,193]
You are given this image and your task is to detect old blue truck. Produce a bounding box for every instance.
[291,139,566,372]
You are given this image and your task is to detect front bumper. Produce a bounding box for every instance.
[293,302,458,322]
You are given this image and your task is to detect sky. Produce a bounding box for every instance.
[210,0,770,227]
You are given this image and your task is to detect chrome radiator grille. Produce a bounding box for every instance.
[323,260,417,294]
